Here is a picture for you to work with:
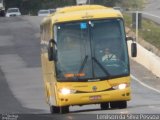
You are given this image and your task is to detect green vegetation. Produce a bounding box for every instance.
[94,0,146,10]
[124,14,132,27]
[5,0,76,15]
[120,0,146,10]
[5,0,146,15]
[124,14,160,49]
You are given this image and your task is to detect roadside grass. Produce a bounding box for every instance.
[123,14,160,49]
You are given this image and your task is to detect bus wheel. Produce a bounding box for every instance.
[100,102,109,110]
[0,11,5,17]
[59,106,69,114]
[119,101,127,109]
[50,106,60,114]
[2,12,5,17]
[110,101,127,109]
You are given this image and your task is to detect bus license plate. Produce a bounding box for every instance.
[89,95,101,101]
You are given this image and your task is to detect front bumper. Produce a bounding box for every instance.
[56,87,131,106]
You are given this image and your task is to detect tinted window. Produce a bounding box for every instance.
[55,19,129,81]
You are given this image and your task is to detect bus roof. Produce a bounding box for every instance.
[42,5,123,24]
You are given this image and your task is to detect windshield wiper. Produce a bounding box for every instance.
[92,57,110,76]
[75,55,88,80]
[78,55,88,74]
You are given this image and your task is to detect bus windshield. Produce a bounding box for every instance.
[55,19,129,82]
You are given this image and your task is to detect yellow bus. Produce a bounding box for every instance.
[40,5,137,114]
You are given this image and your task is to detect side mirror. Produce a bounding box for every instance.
[48,39,57,61]
[126,36,137,57]
[131,42,137,57]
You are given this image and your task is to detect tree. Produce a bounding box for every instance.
[5,0,145,15]
[93,0,120,6]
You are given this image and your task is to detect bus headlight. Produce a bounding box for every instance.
[60,88,76,95]
[112,83,129,90]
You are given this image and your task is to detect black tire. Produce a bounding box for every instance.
[59,106,69,114]
[110,101,127,109]
[2,12,5,17]
[0,11,5,17]
[100,102,109,110]
[50,106,60,114]
[119,101,127,109]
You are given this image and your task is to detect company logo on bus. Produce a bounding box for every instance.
[92,86,97,91]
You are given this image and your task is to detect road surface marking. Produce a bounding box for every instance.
[140,12,160,19]
[131,74,160,94]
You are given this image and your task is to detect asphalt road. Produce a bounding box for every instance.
[0,15,160,119]
[144,0,160,14]
[143,0,160,24]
